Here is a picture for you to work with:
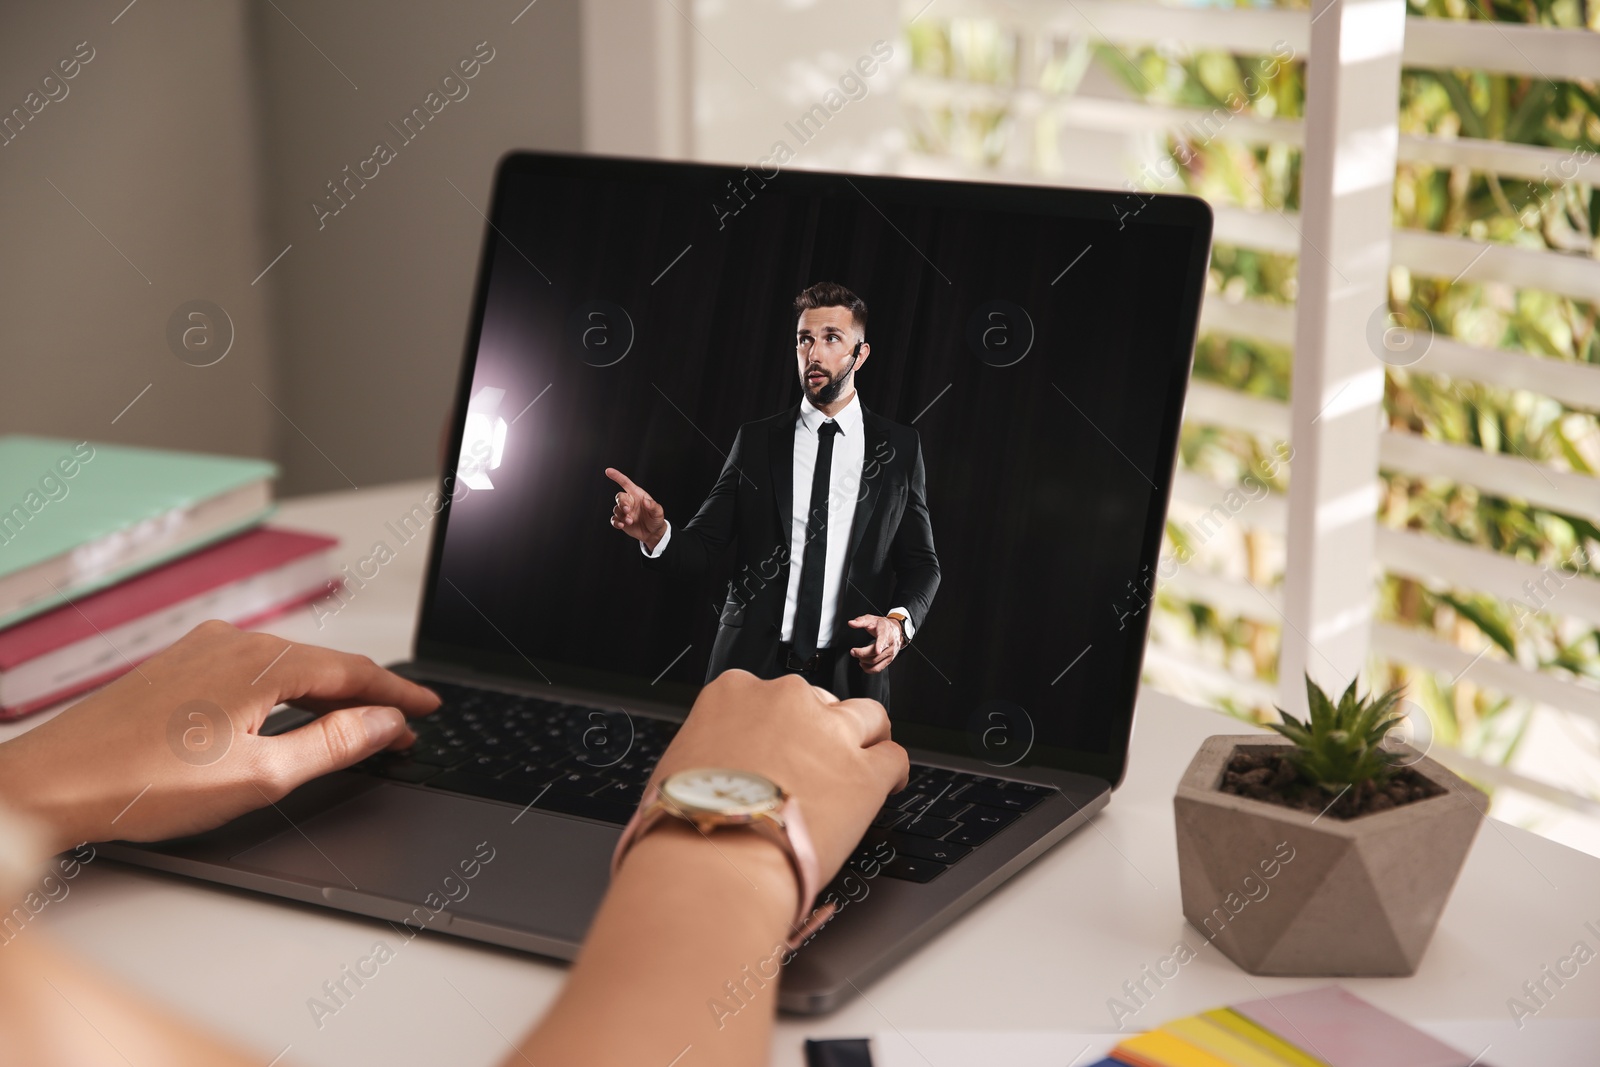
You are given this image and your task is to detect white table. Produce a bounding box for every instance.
[9,480,1598,1067]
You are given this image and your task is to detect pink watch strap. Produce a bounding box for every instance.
[611,784,835,951]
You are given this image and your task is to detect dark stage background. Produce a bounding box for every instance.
[420,160,1200,765]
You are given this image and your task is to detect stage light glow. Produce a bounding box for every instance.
[459,386,507,490]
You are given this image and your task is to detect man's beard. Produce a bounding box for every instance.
[807,360,855,407]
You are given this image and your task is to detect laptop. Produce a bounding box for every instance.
[104,151,1211,1013]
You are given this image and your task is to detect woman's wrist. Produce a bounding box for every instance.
[621,819,801,934]
[0,741,77,860]
[526,807,808,1065]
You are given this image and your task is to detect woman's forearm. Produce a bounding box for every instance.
[514,821,801,1067]
[0,934,264,1067]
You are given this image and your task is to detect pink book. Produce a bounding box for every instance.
[1233,986,1471,1067]
[0,527,339,719]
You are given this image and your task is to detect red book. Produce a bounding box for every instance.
[0,527,339,719]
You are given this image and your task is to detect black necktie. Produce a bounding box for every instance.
[791,420,840,660]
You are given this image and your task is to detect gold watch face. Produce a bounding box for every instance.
[661,768,782,818]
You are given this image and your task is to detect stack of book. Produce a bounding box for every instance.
[1093,986,1479,1067]
[0,436,340,719]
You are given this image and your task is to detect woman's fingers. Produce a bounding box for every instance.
[271,643,441,717]
[792,681,892,747]
[832,696,892,748]
[262,706,417,799]
[863,737,911,794]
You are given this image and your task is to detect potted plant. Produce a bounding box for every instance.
[1173,675,1487,976]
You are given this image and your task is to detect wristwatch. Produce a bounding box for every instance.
[611,768,836,950]
[886,610,910,643]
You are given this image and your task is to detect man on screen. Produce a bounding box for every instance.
[605,282,939,707]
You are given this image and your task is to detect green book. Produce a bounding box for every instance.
[0,436,277,629]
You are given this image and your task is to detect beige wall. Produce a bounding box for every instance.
[0,1,276,463]
[0,1,584,496]
[252,0,583,495]
[581,0,689,158]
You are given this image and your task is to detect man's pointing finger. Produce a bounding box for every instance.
[604,467,643,497]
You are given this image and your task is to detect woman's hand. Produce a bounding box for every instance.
[0,620,440,855]
[649,669,909,884]
[521,671,908,1067]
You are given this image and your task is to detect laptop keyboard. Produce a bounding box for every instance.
[352,680,667,825]
[351,680,1054,885]
[847,766,1054,883]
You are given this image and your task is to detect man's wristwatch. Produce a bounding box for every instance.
[610,768,836,950]
[887,611,910,644]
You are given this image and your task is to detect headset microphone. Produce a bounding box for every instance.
[838,339,864,382]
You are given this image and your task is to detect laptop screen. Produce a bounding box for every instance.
[415,153,1210,783]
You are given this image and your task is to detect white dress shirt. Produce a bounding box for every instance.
[644,391,912,648]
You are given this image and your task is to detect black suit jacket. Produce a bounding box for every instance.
[643,404,940,700]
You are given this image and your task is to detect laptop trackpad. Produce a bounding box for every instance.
[229,783,616,942]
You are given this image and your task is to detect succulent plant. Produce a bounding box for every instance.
[1269,675,1407,799]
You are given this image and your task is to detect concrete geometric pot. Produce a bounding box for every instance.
[1174,734,1487,976]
